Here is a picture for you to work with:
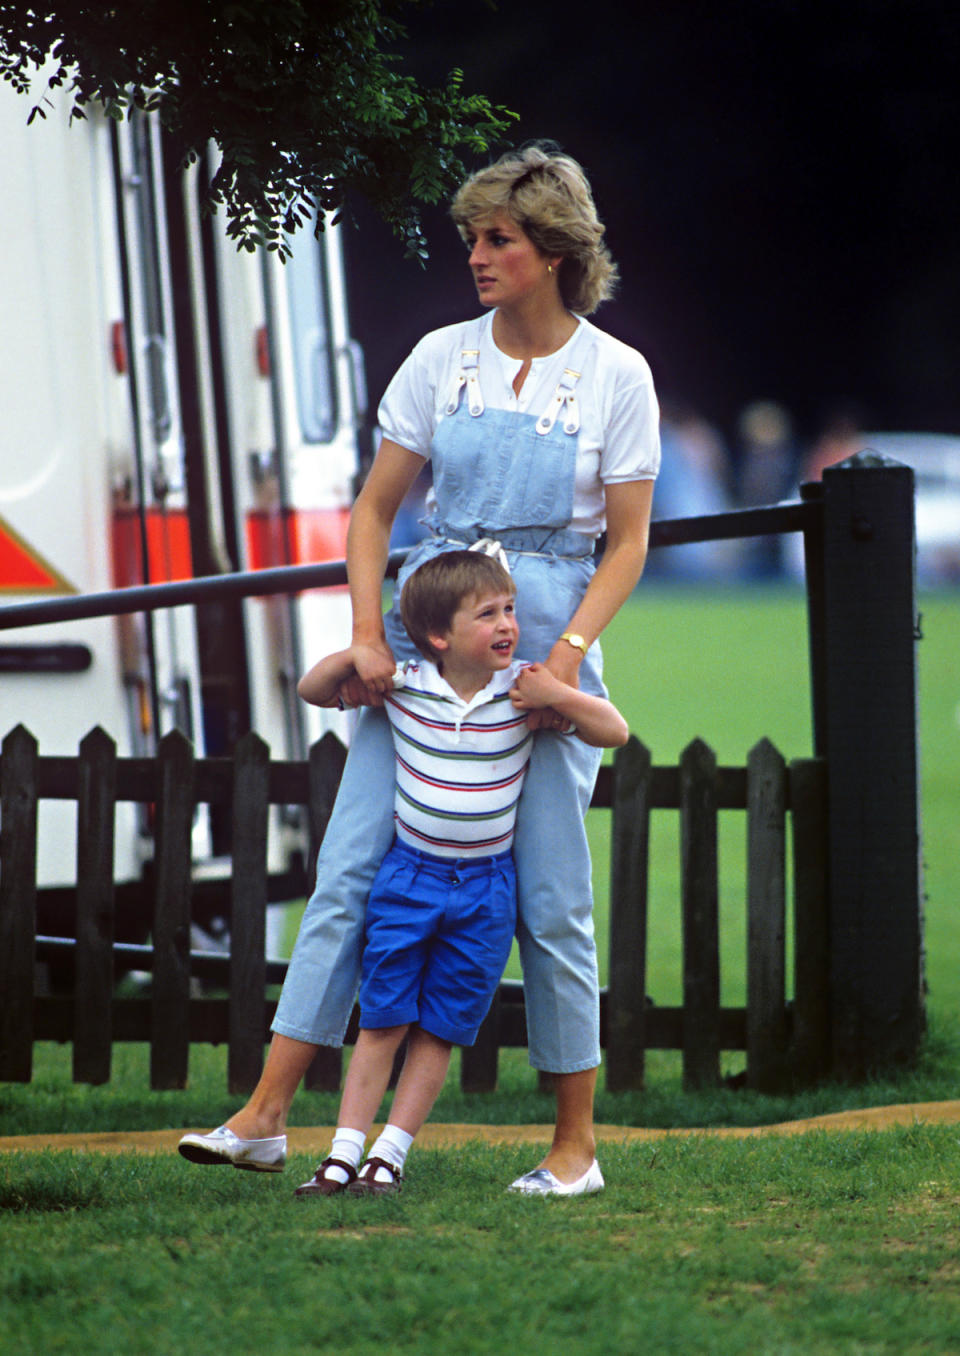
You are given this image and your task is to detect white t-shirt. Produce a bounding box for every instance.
[378,312,660,538]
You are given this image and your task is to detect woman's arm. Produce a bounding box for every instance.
[343,438,426,696]
[544,478,655,688]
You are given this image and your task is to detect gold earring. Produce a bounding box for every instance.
[547,263,554,274]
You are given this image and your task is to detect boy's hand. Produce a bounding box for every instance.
[513,660,628,749]
[510,664,572,732]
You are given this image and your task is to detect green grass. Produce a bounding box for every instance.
[3,1127,960,1353]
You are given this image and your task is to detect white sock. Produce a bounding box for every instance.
[323,1126,366,1184]
[366,1124,415,1181]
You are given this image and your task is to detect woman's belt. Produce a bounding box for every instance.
[428,522,596,560]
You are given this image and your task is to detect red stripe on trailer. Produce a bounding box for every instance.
[246,507,350,590]
[0,514,77,594]
[111,507,194,588]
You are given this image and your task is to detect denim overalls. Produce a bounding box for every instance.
[273,321,604,1072]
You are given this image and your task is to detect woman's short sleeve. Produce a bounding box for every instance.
[377,330,455,460]
[599,354,661,483]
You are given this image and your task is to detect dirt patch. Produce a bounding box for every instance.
[2,1101,960,1157]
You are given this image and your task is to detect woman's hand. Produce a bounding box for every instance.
[338,639,396,707]
[544,639,583,690]
[351,639,396,688]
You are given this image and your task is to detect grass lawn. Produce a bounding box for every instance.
[3,1128,960,1354]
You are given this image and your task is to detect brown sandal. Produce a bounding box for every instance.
[347,1156,403,1196]
[294,1156,358,1198]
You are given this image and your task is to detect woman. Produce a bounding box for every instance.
[179,144,660,1194]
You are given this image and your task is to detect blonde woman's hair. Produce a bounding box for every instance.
[451,142,618,315]
[400,550,516,664]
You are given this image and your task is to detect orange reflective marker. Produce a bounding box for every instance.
[0,514,76,594]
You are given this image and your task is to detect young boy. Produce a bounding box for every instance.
[293,550,628,1197]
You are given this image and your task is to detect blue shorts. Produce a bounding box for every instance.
[359,837,517,1047]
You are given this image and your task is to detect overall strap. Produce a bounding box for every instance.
[445,320,485,418]
[535,323,593,437]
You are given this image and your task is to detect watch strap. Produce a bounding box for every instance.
[560,631,589,657]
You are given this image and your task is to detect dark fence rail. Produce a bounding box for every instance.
[0,456,926,1088]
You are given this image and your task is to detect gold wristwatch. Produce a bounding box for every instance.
[560,631,589,657]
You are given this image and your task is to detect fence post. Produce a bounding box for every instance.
[460,991,500,1092]
[606,737,652,1092]
[303,733,349,1092]
[74,727,117,1085]
[800,480,828,757]
[746,738,788,1091]
[0,725,38,1082]
[151,730,195,1090]
[680,738,720,1089]
[229,732,270,1094]
[789,757,830,1084]
[819,452,924,1076]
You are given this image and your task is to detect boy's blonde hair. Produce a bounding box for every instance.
[400,551,515,664]
[451,142,618,316]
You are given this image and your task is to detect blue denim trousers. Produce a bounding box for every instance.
[275,385,605,1072]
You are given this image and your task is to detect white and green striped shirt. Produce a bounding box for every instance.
[386,659,534,859]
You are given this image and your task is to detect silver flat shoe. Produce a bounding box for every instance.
[507,1159,604,1197]
[177,1125,287,1173]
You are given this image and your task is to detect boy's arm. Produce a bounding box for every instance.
[509,664,628,748]
[297,648,361,707]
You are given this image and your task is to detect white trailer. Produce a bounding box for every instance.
[0,85,366,927]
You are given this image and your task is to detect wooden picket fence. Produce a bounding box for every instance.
[0,721,827,1096]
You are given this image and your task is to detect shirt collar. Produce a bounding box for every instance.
[395,658,522,712]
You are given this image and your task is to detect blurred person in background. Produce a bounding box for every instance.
[736,399,799,579]
[649,401,738,581]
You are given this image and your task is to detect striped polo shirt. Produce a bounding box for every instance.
[385,659,534,859]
